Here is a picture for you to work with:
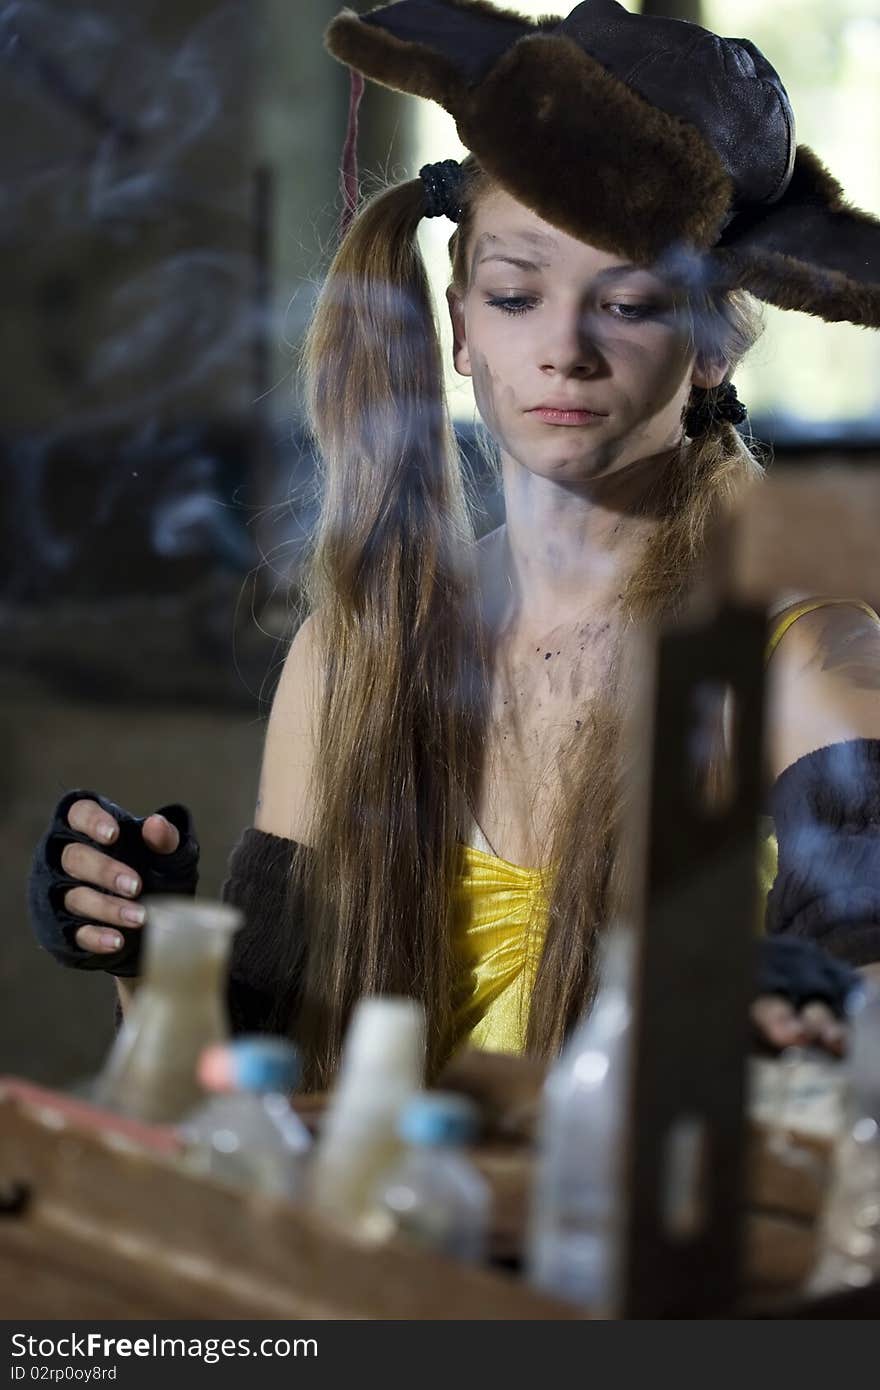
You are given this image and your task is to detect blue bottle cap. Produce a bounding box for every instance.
[228,1037,301,1094]
[398,1091,480,1147]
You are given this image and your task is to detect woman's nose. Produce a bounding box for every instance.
[538,312,604,377]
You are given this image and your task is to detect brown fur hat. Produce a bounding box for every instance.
[325,0,880,328]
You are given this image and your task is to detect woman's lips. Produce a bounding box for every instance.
[527,407,607,426]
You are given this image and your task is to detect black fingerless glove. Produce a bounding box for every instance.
[766,738,880,965]
[755,935,858,1018]
[28,788,200,978]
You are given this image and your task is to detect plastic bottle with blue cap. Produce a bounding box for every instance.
[178,1035,311,1200]
[372,1091,490,1262]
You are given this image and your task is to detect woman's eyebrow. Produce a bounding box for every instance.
[477,252,549,272]
[473,230,555,273]
[473,238,663,285]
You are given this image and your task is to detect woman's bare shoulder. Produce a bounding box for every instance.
[766,599,880,780]
[253,613,323,845]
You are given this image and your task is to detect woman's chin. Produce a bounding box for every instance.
[514,447,615,483]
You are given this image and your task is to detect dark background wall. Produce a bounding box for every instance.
[0,0,418,1088]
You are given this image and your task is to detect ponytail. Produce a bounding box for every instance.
[294,179,487,1088]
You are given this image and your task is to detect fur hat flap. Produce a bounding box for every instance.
[714,146,880,327]
[325,1,534,104]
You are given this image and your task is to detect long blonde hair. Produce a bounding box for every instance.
[289,158,764,1088]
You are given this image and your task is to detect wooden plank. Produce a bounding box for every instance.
[0,1086,582,1321]
[622,605,767,1317]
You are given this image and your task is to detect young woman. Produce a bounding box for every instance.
[29,1,880,1091]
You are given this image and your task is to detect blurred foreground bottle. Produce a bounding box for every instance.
[526,925,635,1314]
[809,984,880,1294]
[178,1037,311,1200]
[90,897,242,1124]
[372,1091,490,1262]
[308,996,425,1235]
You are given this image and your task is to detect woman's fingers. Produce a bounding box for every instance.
[64,883,145,930]
[798,1001,846,1056]
[60,841,141,899]
[73,923,128,954]
[62,797,146,956]
[141,813,180,855]
[66,879,145,954]
[751,995,803,1049]
[751,994,846,1056]
[66,798,119,845]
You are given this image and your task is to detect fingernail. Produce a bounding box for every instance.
[99,823,117,842]
[121,905,145,926]
[101,932,124,951]
[116,874,139,896]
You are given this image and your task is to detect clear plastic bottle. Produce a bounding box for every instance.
[308,996,426,1236]
[178,1037,311,1200]
[809,983,880,1294]
[372,1092,490,1262]
[526,925,635,1314]
[90,896,242,1124]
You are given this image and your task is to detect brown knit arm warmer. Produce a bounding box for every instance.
[221,828,309,1036]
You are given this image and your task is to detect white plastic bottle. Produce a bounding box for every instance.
[809,983,880,1293]
[178,1036,311,1200]
[373,1091,490,1262]
[308,996,426,1236]
[526,925,635,1313]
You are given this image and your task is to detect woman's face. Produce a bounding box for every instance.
[447,188,723,484]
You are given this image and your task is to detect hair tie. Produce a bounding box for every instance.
[684,381,748,437]
[419,159,464,222]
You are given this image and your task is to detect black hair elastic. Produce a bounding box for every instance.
[684,381,748,437]
[419,159,464,222]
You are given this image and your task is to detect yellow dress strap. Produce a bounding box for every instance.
[766,598,880,664]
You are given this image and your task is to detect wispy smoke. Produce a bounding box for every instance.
[0,1,282,605]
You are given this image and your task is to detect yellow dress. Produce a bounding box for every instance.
[450,844,553,1054]
[452,597,880,1056]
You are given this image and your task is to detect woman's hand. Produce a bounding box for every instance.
[751,936,861,1058]
[60,797,181,956]
[750,993,845,1057]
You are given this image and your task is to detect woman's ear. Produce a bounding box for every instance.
[446,286,471,378]
[691,355,728,391]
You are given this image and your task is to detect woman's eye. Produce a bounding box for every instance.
[483,296,665,321]
[606,302,660,320]
[485,295,536,316]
